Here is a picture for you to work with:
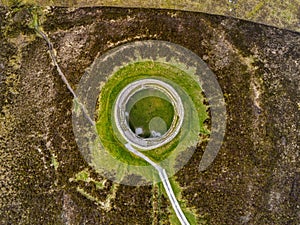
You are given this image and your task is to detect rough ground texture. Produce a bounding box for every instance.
[0,6,299,225]
[1,0,300,32]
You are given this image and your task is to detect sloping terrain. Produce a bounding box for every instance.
[0,6,299,224]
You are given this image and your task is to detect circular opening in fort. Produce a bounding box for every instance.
[126,90,173,138]
[72,40,226,187]
[92,60,208,169]
[114,79,184,150]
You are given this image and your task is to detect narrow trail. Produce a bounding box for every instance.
[35,25,189,225]
[125,143,190,225]
[35,25,95,127]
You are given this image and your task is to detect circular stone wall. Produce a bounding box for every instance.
[72,40,226,186]
[114,78,184,150]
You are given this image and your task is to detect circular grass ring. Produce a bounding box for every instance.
[96,62,204,169]
[72,40,226,186]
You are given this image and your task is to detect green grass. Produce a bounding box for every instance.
[95,61,208,166]
[75,169,90,182]
[128,94,174,138]
[157,178,199,225]
[70,169,106,190]
[95,61,208,169]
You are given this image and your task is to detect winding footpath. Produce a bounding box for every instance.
[36,26,190,225]
[125,143,190,225]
